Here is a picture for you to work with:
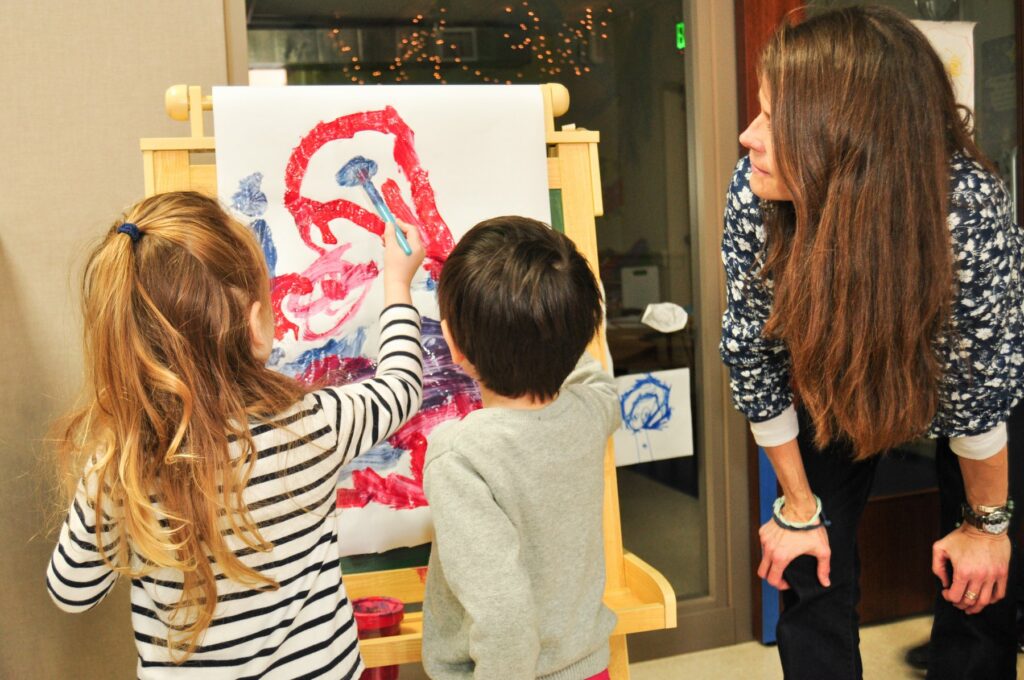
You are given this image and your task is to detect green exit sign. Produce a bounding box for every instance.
[676,21,686,50]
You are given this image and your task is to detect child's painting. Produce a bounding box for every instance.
[913,20,976,113]
[214,86,551,555]
[612,368,693,466]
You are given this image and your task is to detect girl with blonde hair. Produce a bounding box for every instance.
[722,6,1023,679]
[46,190,424,678]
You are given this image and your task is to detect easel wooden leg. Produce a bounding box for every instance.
[609,634,631,679]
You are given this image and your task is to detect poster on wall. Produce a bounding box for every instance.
[912,20,976,113]
[612,368,693,466]
[214,85,551,555]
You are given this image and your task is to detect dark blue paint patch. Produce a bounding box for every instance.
[230,172,277,276]
[420,317,479,410]
[250,218,277,277]
[231,172,268,217]
[335,156,378,188]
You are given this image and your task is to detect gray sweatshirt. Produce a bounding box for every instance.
[422,355,620,680]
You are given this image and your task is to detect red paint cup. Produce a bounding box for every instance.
[353,596,405,680]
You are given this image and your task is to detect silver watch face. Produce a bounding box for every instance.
[983,511,1011,535]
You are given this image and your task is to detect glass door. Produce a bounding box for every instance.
[244,0,748,658]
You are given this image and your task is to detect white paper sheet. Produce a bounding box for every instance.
[214,85,551,555]
[913,20,976,114]
[613,368,693,466]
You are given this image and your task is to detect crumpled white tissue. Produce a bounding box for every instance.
[641,302,688,333]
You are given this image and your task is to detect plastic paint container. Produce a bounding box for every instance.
[353,596,405,680]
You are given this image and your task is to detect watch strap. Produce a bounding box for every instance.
[961,501,1012,534]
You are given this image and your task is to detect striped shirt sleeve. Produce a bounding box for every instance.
[46,471,119,613]
[314,303,424,465]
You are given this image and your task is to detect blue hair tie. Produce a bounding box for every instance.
[117,222,143,243]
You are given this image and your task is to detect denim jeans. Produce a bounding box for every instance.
[774,408,1018,680]
[927,402,1023,680]
[927,432,1018,680]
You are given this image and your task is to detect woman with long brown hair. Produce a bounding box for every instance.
[722,6,1023,679]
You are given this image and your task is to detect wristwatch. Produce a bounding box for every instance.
[960,501,1013,535]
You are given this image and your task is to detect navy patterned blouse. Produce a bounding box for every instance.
[720,154,1024,444]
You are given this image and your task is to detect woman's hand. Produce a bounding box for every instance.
[932,524,1010,615]
[758,515,832,590]
[382,220,424,306]
[757,437,830,590]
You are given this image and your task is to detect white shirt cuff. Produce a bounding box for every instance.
[749,405,799,448]
[949,423,1007,460]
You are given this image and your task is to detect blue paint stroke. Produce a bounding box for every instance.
[620,374,672,433]
[338,441,406,481]
[231,172,277,277]
[281,329,368,378]
[420,318,479,411]
[251,218,278,277]
[268,347,284,367]
[231,172,268,217]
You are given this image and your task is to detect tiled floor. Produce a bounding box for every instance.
[400,614,1024,678]
[630,614,1024,679]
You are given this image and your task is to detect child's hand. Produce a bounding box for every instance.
[383,220,425,305]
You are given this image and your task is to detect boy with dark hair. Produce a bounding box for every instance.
[422,216,620,680]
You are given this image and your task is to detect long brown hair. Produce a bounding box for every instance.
[759,7,988,459]
[57,191,306,657]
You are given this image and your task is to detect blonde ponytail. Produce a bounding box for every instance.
[57,192,306,658]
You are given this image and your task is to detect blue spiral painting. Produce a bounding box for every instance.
[619,373,673,463]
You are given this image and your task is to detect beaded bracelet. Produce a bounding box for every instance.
[772,494,831,531]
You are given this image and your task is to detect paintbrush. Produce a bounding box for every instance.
[336,156,413,256]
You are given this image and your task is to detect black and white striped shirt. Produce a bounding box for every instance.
[47,304,423,679]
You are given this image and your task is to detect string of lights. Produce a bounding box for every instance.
[326,2,613,85]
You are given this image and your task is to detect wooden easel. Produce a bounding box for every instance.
[141,83,676,678]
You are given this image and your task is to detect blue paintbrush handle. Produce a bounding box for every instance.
[362,181,412,256]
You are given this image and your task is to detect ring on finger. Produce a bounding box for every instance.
[964,590,979,601]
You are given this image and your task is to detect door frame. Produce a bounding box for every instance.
[627,0,756,658]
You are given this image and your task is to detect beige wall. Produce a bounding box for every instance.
[0,3,231,676]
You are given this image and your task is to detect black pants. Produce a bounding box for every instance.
[775,408,1019,680]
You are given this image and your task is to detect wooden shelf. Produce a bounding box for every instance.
[349,552,676,668]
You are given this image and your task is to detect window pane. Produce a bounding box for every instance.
[247,0,709,601]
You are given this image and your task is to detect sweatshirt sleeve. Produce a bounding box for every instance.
[46,472,119,613]
[719,157,795,424]
[934,174,1024,455]
[423,452,540,680]
[314,303,424,465]
[564,352,621,437]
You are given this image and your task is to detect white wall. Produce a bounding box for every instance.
[0,3,230,676]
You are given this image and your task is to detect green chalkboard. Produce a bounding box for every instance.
[340,542,431,574]
[549,189,565,233]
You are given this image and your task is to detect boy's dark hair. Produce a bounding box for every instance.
[437,216,603,400]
